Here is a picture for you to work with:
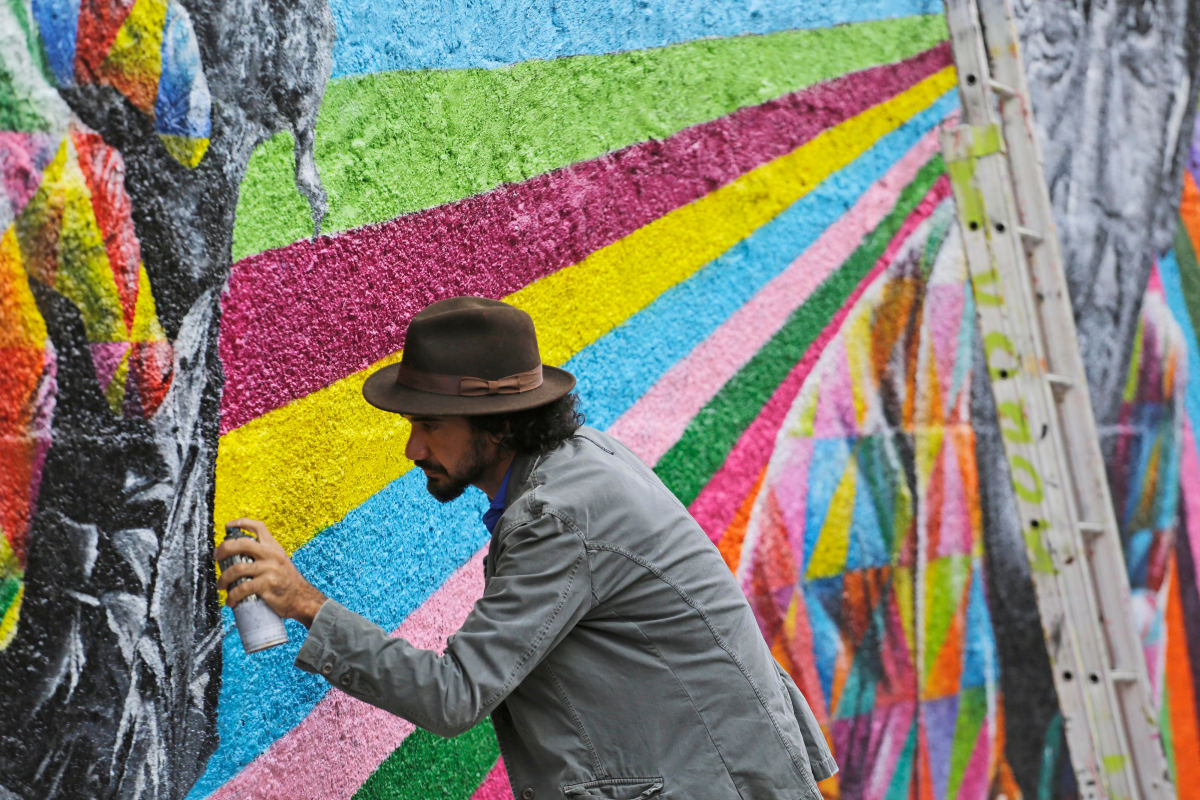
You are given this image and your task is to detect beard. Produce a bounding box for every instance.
[415,433,494,503]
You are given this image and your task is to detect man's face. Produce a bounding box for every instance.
[403,415,498,502]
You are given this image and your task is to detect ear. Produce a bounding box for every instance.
[481,417,511,448]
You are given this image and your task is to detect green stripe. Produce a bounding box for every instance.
[1037,713,1065,800]
[1161,682,1177,788]
[654,155,946,505]
[1173,217,1200,339]
[0,573,23,614]
[5,0,52,84]
[353,718,500,800]
[882,717,918,800]
[231,15,949,260]
[946,686,988,800]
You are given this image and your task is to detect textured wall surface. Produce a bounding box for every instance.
[2,0,1199,798]
[200,10,963,795]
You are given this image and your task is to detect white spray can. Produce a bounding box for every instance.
[220,525,289,653]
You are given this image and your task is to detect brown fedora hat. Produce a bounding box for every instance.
[362,297,576,416]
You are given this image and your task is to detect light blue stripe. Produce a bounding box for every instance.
[187,476,489,799]
[1154,251,1200,535]
[192,88,957,799]
[1157,252,1200,459]
[570,91,958,430]
[329,0,943,76]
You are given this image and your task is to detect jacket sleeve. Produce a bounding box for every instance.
[774,661,838,781]
[295,510,591,737]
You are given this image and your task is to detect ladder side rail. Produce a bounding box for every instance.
[976,0,1157,689]
[973,2,1171,793]
[973,0,1130,572]
[940,121,1129,800]
[971,147,1142,800]
[940,2,1156,798]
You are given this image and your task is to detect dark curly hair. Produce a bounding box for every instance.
[469,392,585,455]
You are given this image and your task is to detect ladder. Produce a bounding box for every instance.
[937,2,1174,800]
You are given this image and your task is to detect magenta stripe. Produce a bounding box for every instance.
[688,176,952,540]
[470,760,515,800]
[219,44,953,433]
[208,548,488,800]
[1188,115,1200,190]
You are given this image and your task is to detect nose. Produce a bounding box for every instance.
[405,426,430,463]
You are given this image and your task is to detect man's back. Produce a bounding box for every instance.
[490,428,834,798]
[296,427,834,799]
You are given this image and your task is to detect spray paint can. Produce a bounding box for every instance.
[220,525,289,654]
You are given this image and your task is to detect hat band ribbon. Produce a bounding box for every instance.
[397,364,544,396]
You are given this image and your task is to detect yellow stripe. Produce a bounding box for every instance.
[215,351,409,553]
[213,68,957,556]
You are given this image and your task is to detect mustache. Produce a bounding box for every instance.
[415,459,448,476]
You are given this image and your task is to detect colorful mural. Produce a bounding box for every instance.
[32,0,213,166]
[1157,111,1200,795]
[0,0,333,792]
[731,200,1021,800]
[203,14,963,798]
[2,0,1200,798]
[0,119,176,648]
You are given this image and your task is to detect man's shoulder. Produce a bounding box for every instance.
[539,427,646,476]
[521,427,683,520]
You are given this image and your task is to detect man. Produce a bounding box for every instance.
[216,297,836,799]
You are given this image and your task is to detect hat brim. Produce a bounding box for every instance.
[362,362,577,416]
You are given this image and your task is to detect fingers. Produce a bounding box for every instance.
[216,559,263,592]
[221,518,286,557]
[225,575,269,608]
[214,536,269,564]
[254,525,285,554]
[228,518,268,537]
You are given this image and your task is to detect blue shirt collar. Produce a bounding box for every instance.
[481,462,514,535]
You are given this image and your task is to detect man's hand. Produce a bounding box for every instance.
[215,518,328,628]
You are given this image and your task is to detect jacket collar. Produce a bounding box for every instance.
[483,449,538,583]
[504,449,539,515]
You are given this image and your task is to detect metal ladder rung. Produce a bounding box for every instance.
[1077,521,1106,540]
[1110,671,1139,684]
[1017,225,1043,242]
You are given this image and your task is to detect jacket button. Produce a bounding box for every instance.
[339,674,351,687]
[521,790,534,800]
[321,663,333,676]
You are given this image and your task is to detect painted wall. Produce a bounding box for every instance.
[1156,112,1200,796]
[0,0,1198,798]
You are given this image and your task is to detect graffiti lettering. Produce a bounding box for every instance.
[1010,455,1045,504]
[1023,520,1056,574]
[972,268,1004,306]
[998,400,1034,443]
[984,330,1019,380]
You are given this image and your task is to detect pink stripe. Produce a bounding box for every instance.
[218,46,952,433]
[208,548,488,800]
[687,176,952,540]
[607,125,946,465]
[471,759,515,800]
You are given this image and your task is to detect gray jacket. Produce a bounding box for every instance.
[296,427,836,799]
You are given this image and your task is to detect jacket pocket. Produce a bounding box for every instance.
[561,776,664,799]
